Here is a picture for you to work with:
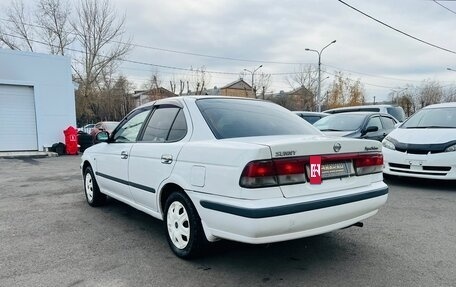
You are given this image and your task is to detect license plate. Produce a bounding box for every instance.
[321,161,352,179]
[306,161,353,182]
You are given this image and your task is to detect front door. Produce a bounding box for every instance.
[95,108,151,202]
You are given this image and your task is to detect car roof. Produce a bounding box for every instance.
[326,111,390,117]
[324,104,400,112]
[423,102,456,109]
[292,111,329,116]
[137,95,264,110]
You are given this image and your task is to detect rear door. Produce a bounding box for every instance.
[128,104,189,211]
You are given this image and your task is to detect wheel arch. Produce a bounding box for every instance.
[159,182,186,215]
[82,160,92,173]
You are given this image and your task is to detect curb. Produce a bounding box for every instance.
[0,152,59,159]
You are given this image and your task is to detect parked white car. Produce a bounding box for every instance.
[81,96,388,258]
[383,102,456,179]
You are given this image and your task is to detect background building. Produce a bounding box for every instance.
[0,49,76,152]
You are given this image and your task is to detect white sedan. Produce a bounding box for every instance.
[383,102,456,179]
[81,96,388,258]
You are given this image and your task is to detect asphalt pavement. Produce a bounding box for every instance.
[0,156,455,287]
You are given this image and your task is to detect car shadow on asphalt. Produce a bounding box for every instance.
[384,174,456,192]
[98,197,381,272]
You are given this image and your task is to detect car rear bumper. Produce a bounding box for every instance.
[188,181,388,244]
[383,148,456,180]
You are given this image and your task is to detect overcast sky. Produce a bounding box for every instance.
[14,0,456,102]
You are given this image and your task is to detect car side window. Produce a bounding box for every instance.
[141,106,185,143]
[167,109,187,142]
[381,116,396,129]
[367,116,383,130]
[113,109,150,143]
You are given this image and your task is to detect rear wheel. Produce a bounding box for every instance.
[83,166,107,207]
[164,192,207,259]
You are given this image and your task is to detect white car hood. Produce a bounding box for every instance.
[388,128,456,144]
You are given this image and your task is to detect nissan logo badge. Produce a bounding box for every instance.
[333,143,341,152]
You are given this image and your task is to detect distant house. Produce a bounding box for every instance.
[269,86,315,111]
[132,87,176,107]
[220,78,254,98]
[287,86,315,111]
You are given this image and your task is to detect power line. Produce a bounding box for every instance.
[1,16,445,85]
[338,0,456,55]
[325,70,396,89]
[2,27,449,90]
[0,17,310,66]
[322,63,426,83]
[433,0,456,15]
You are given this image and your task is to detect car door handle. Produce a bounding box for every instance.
[120,151,129,159]
[161,154,173,164]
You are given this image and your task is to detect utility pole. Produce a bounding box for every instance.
[244,65,263,98]
[305,40,336,112]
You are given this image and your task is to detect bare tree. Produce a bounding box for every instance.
[255,72,272,99]
[36,0,74,55]
[179,80,185,96]
[72,0,131,99]
[143,71,162,91]
[286,65,319,97]
[191,66,210,95]
[169,76,176,94]
[418,80,443,108]
[444,85,456,103]
[0,0,34,51]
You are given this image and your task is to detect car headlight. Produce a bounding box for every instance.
[445,144,456,152]
[382,138,396,150]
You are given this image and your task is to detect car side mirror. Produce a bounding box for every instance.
[362,126,378,135]
[96,131,109,143]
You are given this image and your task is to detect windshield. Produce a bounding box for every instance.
[401,107,456,128]
[196,99,320,139]
[387,107,406,122]
[104,122,119,132]
[314,114,366,131]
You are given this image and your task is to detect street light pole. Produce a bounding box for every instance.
[305,40,336,112]
[244,65,263,98]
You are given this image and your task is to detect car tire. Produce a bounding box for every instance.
[83,166,107,207]
[164,192,207,259]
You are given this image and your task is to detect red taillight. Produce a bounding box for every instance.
[240,158,307,188]
[274,158,306,175]
[240,160,278,188]
[242,160,276,177]
[354,153,383,175]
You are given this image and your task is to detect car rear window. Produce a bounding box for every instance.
[196,99,320,139]
[387,107,406,122]
[314,114,366,131]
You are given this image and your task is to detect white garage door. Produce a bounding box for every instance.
[0,85,38,151]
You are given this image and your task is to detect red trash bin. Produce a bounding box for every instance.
[64,126,79,155]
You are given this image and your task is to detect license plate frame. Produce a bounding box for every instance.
[307,161,353,180]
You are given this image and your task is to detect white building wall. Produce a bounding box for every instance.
[0,49,76,151]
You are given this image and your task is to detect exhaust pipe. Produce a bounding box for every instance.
[343,221,363,229]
